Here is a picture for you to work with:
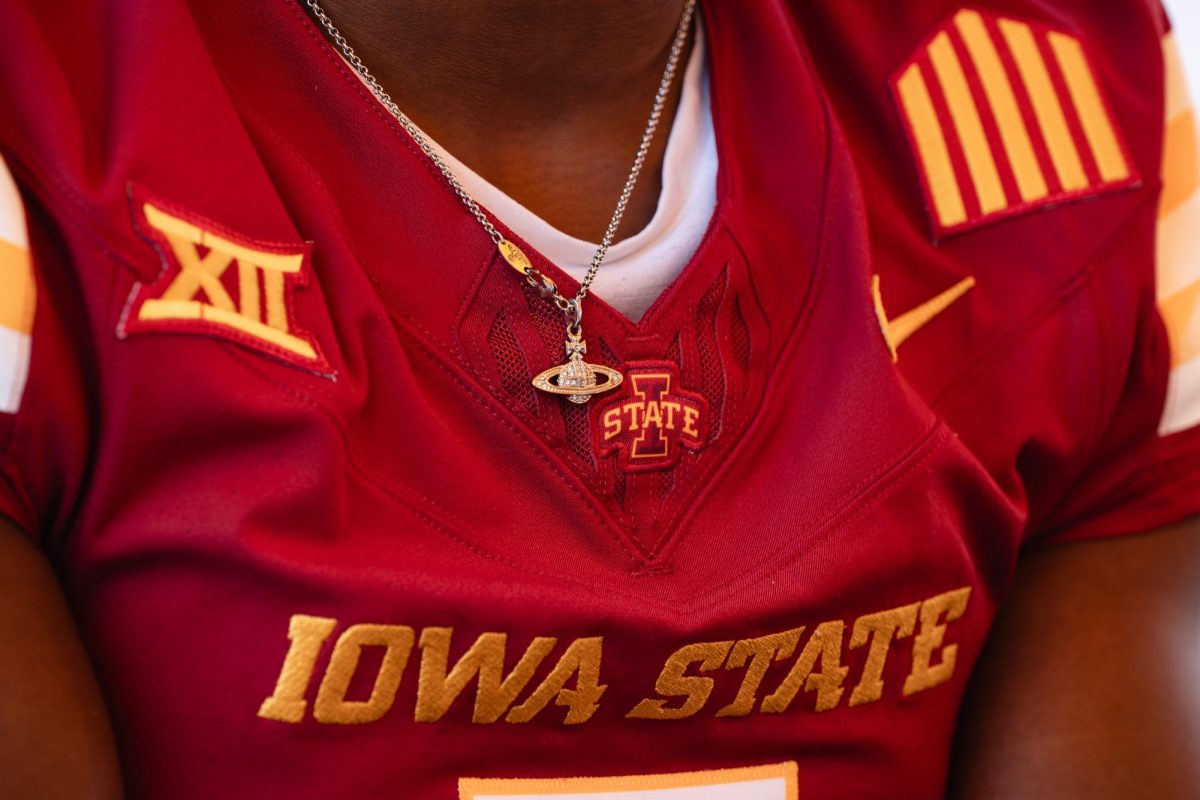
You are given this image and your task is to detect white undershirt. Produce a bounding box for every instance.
[405,30,718,322]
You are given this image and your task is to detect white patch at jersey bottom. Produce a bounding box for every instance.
[459,763,798,800]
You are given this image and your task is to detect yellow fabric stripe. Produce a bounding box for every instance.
[263,269,288,331]
[1158,190,1200,297]
[1160,278,1200,367]
[1161,109,1199,220]
[928,32,1007,214]
[1157,33,1200,432]
[138,298,317,359]
[1164,32,1190,121]
[954,10,1048,202]
[1048,32,1130,183]
[237,261,261,323]
[897,64,968,227]
[999,19,1089,191]
[0,238,35,336]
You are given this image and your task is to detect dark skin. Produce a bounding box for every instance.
[0,519,122,799]
[307,0,691,242]
[949,516,1200,798]
[2,2,1198,797]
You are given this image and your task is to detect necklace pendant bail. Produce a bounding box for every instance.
[566,298,583,331]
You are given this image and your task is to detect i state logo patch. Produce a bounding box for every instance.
[593,361,709,473]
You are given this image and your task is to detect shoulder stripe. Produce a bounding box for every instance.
[955,10,1049,203]
[928,30,1007,215]
[1158,32,1200,435]
[0,156,33,414]
[896,64,969,227]
[997,18,1091,192]
[1048,31,1130,183]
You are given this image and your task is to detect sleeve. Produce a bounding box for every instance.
[1036,15,1200,546]
[0,152,94,546]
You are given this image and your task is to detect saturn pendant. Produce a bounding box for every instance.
[532,330,623,404]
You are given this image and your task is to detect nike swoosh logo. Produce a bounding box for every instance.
[871,275,976,361]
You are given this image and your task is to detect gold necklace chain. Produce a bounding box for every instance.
[306,0,698,403]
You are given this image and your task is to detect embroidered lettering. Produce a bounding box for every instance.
[904,587,973,695]
[848,603,919,706]
[255,586,973,727]
[626,640,734,720]
[257,614,337,723]
[716,628,805,718]
[594,362,709,473]
[505,637,607,725]
[415,629,557,723]
[760,621,849,713]
[313,623,415,724]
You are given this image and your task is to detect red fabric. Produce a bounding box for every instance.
[0,1,1194,798]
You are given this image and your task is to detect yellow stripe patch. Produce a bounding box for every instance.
[894,9,1137,236]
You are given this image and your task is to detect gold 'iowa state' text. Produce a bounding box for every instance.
[257,587,972,726]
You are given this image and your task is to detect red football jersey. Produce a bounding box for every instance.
[1,1,1199,798]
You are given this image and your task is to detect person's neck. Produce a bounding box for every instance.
[310,0,693,243]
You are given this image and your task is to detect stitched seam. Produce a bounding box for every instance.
[224,305,646,567]
[221,344,566,563]
[651,112,837,562]
[226,298,953,613]
[342,415,951,617]
[5,232,114,546]
[213,84,646,559]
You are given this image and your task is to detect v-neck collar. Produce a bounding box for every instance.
[262,0,832,345]
[190,0,841,556]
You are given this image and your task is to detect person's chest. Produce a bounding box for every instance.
[38,0,1157,797]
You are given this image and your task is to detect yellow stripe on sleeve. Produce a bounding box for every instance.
[897,63,969,228]
[1000,19,1090,191]
[955,10,1049,203]
[928,31,1007,214]
[0,155,33,414]
[1157,32,1200,434]
[1048,32,1131,183]
[0,239,35,336]
[1160,110,1199,220]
